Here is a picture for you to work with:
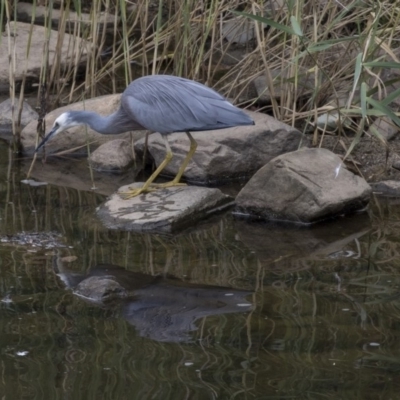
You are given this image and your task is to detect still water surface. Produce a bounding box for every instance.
[1,140,400,399]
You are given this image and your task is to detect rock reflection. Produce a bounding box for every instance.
[235,212,371,268]
[57,263,253,343]
[22,156,136,196]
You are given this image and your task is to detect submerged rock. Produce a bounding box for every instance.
[234,148,372,224]
[21,94,146,155]
[97,184,233,233]
[134,110,304,184]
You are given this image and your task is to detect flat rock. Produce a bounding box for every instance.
[16,2,116,34]
[0,22,89,86]
[21,94,147,155]
[89,139,134,171]
[0,98,38,134]
[134,110,305,184]
[234,148,372,224]
[97,184,234,233]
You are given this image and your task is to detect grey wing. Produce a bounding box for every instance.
[121,75,254,134]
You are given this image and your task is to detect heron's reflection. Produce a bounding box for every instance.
[57,263,253,343]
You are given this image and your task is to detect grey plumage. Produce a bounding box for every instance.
[36,75,255,198]
[121,75,253,134]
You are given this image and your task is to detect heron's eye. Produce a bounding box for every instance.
[54,122,59,128]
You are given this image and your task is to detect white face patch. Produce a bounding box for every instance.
[52,112,80,134]
[37,112,79,151]
[54,113,70,127]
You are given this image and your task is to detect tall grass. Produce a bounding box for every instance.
[1,0,399,154]
[235,0,400,152]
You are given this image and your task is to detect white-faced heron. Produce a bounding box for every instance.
[36,75,255,198]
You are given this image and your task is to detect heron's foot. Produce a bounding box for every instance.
[119,179,186,199]
[119,185,157,199]
[149,180,186,188]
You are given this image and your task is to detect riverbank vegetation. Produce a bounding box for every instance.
[1,0,399,153]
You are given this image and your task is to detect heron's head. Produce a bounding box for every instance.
[35,112,81,152]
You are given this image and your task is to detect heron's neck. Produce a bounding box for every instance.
[76,109,144,135]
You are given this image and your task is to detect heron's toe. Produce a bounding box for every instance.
[118,186,157,199]
[149,180,187,188]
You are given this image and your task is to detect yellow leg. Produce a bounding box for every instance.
[151,131,197,188]
[120,135,173,199]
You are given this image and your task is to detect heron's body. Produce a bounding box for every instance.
[36,75,255,197]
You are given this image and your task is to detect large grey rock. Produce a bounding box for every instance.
[97,184,233,233]
[234,148,372,224]
[89,139,134,171]
[21,94,147,155]
[0,22,89,86]
[135,110,304,184]
[0,98,38,134]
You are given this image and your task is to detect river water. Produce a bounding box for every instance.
[0,139,399,399]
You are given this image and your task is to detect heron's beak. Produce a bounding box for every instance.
[35,126,58,152]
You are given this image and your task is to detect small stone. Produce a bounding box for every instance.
[392,157,400,171]
[89,139,134,171]
[368,116,398,141]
